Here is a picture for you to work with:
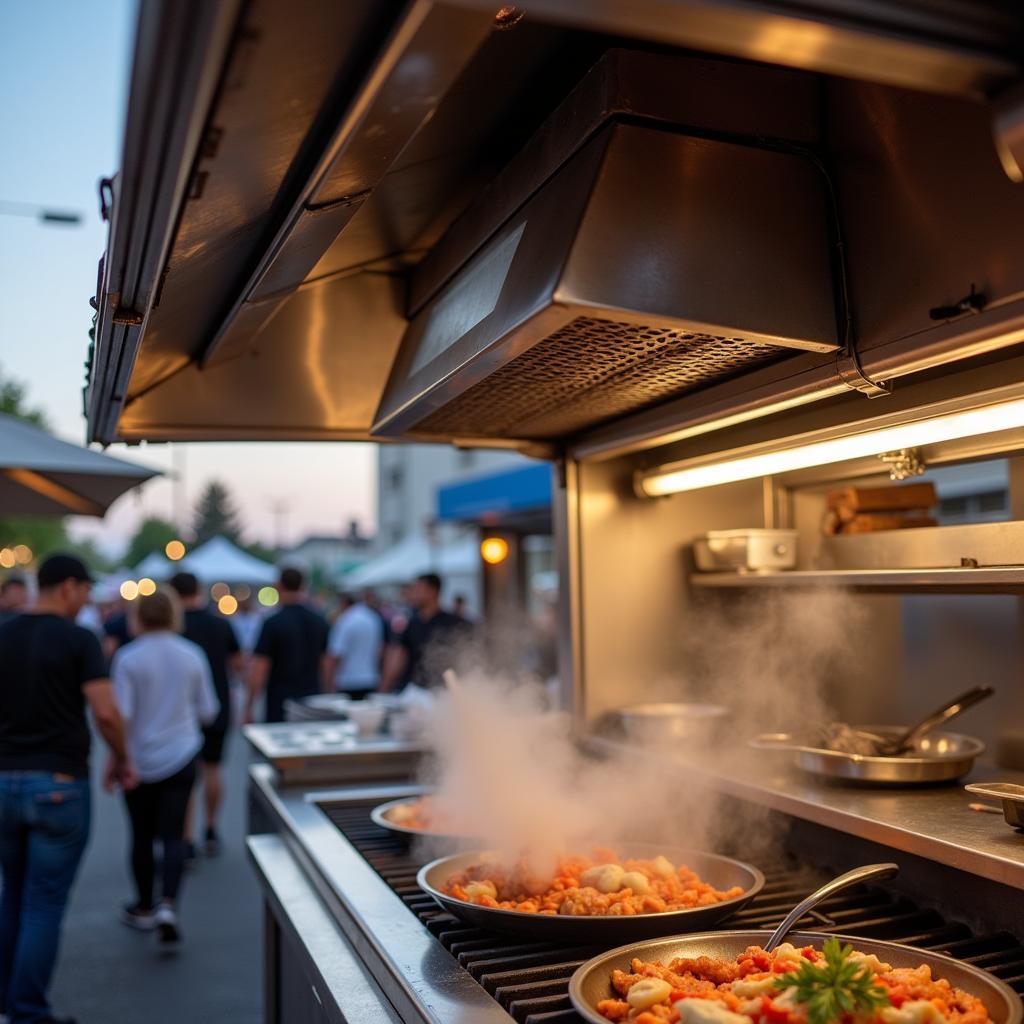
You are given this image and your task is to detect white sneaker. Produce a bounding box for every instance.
[154,903,182,949]
[119,902,157,930]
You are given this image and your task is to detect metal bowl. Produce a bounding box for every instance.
[569,930,1022,1024]
[752,727,984,784]
[619,703,730,746]
[417,843,763,942]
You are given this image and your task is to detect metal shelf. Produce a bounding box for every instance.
[690,566,1024,593]
[584,737,1024,889]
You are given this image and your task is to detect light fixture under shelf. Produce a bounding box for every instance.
[636,393,1024,497]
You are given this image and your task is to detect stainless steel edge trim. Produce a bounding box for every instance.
[583,735,1024,889]
[447,0,1023,99]
[247,834,403,1023]
[248,765,517,1024]
[88,0,242,443]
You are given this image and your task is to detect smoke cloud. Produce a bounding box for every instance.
[412,588,866,876]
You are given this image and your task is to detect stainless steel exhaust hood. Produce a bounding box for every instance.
[86,2,1024,450]
[373,121,838,440]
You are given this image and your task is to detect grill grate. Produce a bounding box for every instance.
[324,804,1024,1024]
[414,315,786,440]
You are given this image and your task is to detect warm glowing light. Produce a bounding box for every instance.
[638,396,1024,497]
[480,536,510,565]
[13,544,32,565]
[120,580,139,601]
[217,594,238,616]
[165,540,185,561]
[0,549,15,569]
[210,582,230,600]
[137,577,157,597]
[258,586,279,607]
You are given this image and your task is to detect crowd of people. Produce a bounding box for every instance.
[0,552,474,1024]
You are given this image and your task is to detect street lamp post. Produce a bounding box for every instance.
[0,199,83,226]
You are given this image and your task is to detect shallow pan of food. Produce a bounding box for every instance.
[370,795,471,844]
[966,782,1024,829]
[569,929,1022,1024]
[416,843,764,942]
[752,727,984,784]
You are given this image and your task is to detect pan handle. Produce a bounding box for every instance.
[764,863,900,952]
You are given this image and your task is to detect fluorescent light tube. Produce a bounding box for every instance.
[637,396,1024,497]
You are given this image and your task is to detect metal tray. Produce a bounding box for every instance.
[966,782,1024,829]
[569,930,1022,1024]
[751,727,984,784]
[417,843,763,942]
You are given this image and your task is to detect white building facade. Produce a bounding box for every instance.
[373,444,529,614]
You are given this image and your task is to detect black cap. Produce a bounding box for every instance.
[37,553,93,589]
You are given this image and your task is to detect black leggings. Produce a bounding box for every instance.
[123,758,197,908]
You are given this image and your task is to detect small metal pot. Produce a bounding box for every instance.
[965,782,1024,829]
[619,703,729,746]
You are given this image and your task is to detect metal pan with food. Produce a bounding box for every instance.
[569,865,1022,1024]
[416,844,764,942]
[751,729,984,785]
[370,794,473,844]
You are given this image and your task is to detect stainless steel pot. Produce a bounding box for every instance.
[751,727,984,784]
[619,703,730,746]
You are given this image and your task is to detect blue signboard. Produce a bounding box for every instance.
[437,462,553,522]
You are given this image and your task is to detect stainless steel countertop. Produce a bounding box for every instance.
[586,736,1024,889]
[248,765,517,1024]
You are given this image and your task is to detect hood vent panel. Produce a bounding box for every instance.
[414,315,786,439]
[374,121,839,441]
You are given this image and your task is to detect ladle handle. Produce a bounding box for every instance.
[891,686,994,753]
[764,863,899,952]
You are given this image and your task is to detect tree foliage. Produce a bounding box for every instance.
[192,480,243,546]
[124,516,180,569]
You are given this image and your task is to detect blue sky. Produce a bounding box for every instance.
[0,0,376,557]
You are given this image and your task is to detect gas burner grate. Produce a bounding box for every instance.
[324,804,1024,1024]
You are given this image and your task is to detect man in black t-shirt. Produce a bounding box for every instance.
[170,572,242,855]
[245,567,329,723]
[381,573,474,691]
[0,553,134,1024]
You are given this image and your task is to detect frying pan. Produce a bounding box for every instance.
[370,795,472,845]
[569,864,1022,1024]
[416,843,764,942]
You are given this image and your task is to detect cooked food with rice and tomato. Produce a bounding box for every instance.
[596,937,992,1024]
[441,849,745,917]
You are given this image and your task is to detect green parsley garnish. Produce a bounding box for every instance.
[775,937,892,1024]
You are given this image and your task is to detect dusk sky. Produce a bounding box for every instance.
[0,0,377,558]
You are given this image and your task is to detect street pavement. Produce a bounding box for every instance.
[48,733,262,1023]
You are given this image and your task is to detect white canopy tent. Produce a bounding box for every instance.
[133,551,173,580]
[179,536,277,585]
[343,534,479,589]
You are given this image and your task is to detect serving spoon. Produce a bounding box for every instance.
[765,863,899,952]
[870,685,994,756]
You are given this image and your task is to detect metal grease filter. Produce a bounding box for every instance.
[416,315,786,439]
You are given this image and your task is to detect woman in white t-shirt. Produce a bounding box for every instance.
[108,587,219,948]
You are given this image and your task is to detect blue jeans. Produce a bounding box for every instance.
[0,772,90,1023]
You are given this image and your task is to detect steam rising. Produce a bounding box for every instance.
[415,589,866,870]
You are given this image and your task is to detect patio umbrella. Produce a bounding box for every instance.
[0,413,160,516]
